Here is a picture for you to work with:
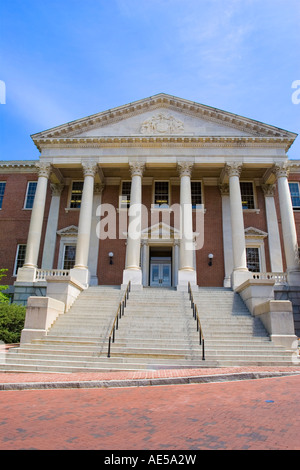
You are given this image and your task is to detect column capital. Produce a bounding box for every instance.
[94,183,105,195]
[35,162,52,179]
[82,161,98,178]
[129,161,145,177]
[177,161,194,178]
[219,183,230,196]
[225,162,242,178]
[50,183,64,196]
[273,162,290,179]
[261,184,276,197]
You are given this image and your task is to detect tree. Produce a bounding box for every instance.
[0,269,9,303]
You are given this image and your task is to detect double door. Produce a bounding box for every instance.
[150,260,171,287]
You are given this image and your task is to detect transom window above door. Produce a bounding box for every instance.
[154,181,169,208]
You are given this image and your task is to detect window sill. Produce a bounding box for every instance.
[65,208,80,213]
[243,209,260,214]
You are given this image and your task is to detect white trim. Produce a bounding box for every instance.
[23,181,37,210]
[13,244,27,276]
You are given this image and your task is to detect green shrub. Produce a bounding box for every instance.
[0,303,26,344]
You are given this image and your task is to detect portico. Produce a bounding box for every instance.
[14,93,299,297]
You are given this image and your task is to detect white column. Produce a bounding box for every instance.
[41,183,64,269]
[122,161,145,287]
[261,184,283,273]
[17,162,51,282]
[274,163,300,285]
[219,183,233,287]
[225,163,251,289]
[71,161,97,287]
[177,161,197,288]
[88,183,104,286]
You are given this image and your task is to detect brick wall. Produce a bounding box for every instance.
[0,173,51,286]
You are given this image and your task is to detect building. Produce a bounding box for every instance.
[1,93,300,337]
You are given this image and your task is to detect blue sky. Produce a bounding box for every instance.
[0,0,299,160]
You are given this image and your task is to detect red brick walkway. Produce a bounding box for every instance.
[0,368,299,450]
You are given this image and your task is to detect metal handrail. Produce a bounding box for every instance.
[107,281,131,358]
[188,282,205,361]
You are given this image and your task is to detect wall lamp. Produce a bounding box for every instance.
[208,253,214,266]
[109,252,114,265]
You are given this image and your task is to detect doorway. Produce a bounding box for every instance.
[149,247,172,287]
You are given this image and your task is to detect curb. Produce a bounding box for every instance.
[0,371,299,390]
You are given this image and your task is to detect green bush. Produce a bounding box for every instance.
[0,303,26,344]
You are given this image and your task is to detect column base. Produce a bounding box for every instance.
[122,268,142,288]
[69,267,90,288]
[16,266,37,283]
[231,269,252,291]
[177,269,197,291]
[287,269,300,287]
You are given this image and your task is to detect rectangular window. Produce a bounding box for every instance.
[289,182,300,209]
[63,245,76,270]
[240,182,255,210]
[0,182,6,209]
[24,182,37,209]
[14,244,26,275]
[70,181,83,209]
[246,247,260,272]
[120,181,131,209]
[154,181,169,207]
[191,182,202,209]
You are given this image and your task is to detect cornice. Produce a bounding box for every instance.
[32,135,294,152]
[0,160,38,173]
[31,94,297,148]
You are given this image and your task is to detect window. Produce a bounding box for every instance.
[240,182,255,209]
[289,182,300,209]
[70,181,83,208]
[14,244,26,275]
[24,182,37,209]
[246,247,260,272]
[154,181,169,208]
[120,181,131,209]
[0,182,6,209]
[191,182,202,209]
[63,245,76,270]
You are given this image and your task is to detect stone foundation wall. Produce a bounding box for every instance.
[274,286,300,337]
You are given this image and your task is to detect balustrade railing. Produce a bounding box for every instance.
[251,272,287,284]
[35,269,70,281]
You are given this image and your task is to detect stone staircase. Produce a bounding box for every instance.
[0,286,297,373]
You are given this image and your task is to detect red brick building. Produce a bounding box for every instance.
[0,94,299,331]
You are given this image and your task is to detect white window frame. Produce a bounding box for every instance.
[24,181,37,210]
[289,181,300,210]
[13,244,27,276]
[245,239,266,273]
[62,244,77,270]
[153,180,170,209]
[67,180,84,210]
[191,180,203,210]
[119,180,131,210]
[0,181,6,210]
[240,181,257,211]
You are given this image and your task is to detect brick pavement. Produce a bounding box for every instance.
[0,370,299,450]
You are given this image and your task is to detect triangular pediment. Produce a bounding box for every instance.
[245,227,268,238]
[57,225,78,237]
[141,222,181,240]
[31,94,297,147]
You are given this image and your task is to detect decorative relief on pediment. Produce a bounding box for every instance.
[140,112,184,135]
